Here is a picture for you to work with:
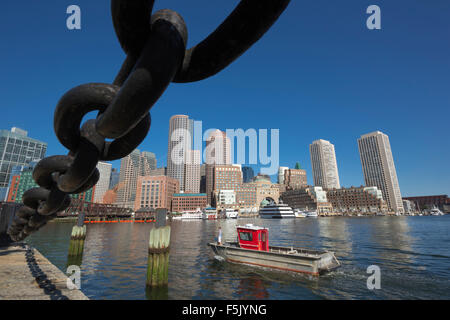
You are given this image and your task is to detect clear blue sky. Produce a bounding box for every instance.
[1,1,449,197]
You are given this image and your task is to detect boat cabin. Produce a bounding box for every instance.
[237,224,269,251]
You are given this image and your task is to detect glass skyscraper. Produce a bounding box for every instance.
[242,166,255,183]
[0,128,47,200]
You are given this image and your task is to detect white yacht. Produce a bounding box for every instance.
[305,210,318,218]
[294,209,307,218]
[202,207,218,220]
[172,209,203,220]
[226,209,239,219]
[259,202,295,219]
[430,206,444,216]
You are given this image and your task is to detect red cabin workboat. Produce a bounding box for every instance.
[208,224,340,276]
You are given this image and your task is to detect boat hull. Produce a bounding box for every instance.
[259,214,295,219]
[208,242,340,276]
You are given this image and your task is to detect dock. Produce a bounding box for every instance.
[0,243,88,300]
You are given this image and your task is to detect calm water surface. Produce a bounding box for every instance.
[26,216,450,300]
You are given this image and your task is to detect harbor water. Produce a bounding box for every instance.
[25,216,450,300]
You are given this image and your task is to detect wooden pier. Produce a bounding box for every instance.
[0,243,88,300]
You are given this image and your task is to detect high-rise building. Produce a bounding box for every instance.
[6,161,39,203]
[116,149,157,209]
[310,139,340,190]
[200,164,206,193]
[109,168,120,189]
[358,131,403,213]
[205,130,231,204]
[184,149,201,193]
[284,168,308,190]
[140,151,157,174]
[242,166,255,183]
[93,162,112,203]
[167,115,194,192]
[134,175,179,211]
[277,166,289,184]
[0,128,47,200]
[148,167,167,176]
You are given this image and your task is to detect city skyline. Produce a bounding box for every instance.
[1,1,449,197]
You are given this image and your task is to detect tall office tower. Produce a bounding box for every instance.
[205,130,231,205]
[148,167,167,176]
[140,151,157,175]
[109,168,120,189]
[93,162,112,203]
[242,166,255,183]
[310,139,341,190]
[200,164,206,193]
[358,131,404,213]
[167,115,194,191]
[277,166,289,184]
[184,149,201,193]
[0,128,47,200]
[116,149,157,209]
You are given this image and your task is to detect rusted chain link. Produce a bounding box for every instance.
[7,0,290,242]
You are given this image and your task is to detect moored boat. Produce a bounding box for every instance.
[208,224,340,276]
[294,209,307,218]
[202,207,218,220]
[222,208,238,219]
[305,210,318,218]
[173,209,203,220]
[259,202,295,219]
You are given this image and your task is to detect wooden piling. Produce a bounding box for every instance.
[67,225,86,259]
[146,225,171,287]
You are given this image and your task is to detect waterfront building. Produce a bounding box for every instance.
[109,168,120,189]
[102,189,117,205]
[171,193,207,212]
[402,195,449,212]
[402,199,417,214]
[0,128,47,200]
[358,131,404,213]
[167,115,194,192]
[216,190,236,206]
[184,149,201,193]
[283,168,308,190]
[326,186,388,214]
[310,139,341,189]
[205,130,231,204]
[7,160,95,204]
[277,166,289,184]
[149,167,167,177]
[93,162,112,203]
[71,187,95,203]
[281,187,333,214]
[242,166,255,183]
[134,175,179,211]
[116,149,156,209]
[6,161,39,203]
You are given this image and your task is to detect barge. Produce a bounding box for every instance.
[208,224,340,276]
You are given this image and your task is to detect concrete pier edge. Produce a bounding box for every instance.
[0,243,88,300]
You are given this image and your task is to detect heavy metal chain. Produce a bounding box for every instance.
[7,0,290,242]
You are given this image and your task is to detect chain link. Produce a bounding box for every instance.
[7,0,290,242]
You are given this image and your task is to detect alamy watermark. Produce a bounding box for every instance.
[65,4,381,31]
[66,265,81,290]
[366,265,381,290]
[170,121,279,175]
